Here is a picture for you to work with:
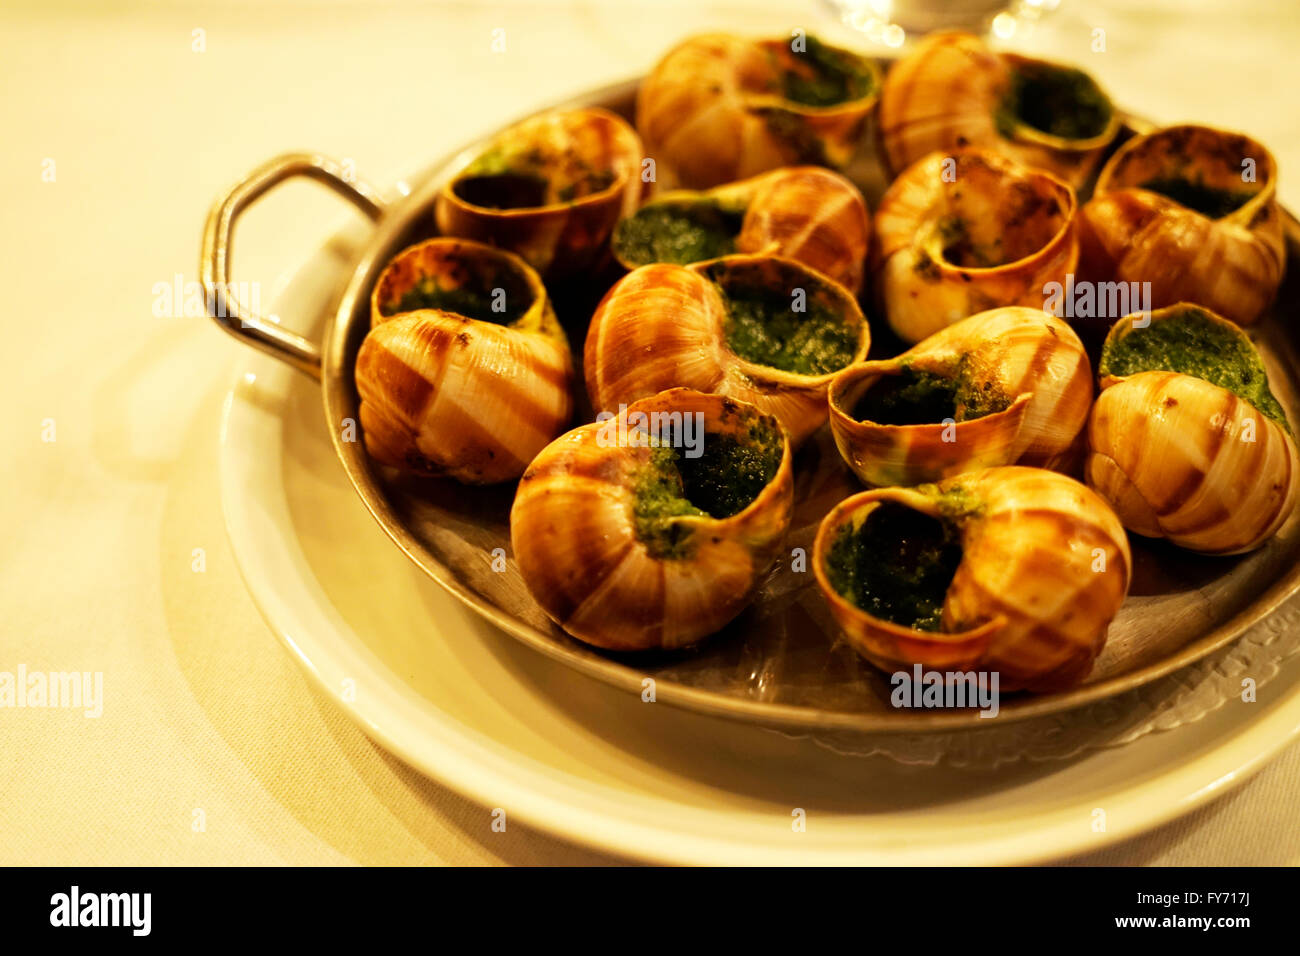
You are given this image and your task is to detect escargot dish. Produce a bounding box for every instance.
[636,33,880,189]
[1086,304,1299,553]
[355,238,574,484]
[510,388,794,651]
[829,307,1092,487]
[611,166,870,294]
[1078,124,1285,327]
[585,254,870,447]
[874,148,1078,343]
[878,31,1119,190]
[814,467,1131,691]
[434,108,645,279]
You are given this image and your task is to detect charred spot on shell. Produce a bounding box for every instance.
[404,450,446,477]
[702,259,860,376]
[1101,306,1289,427]
[932,178,1068,270]
[995,61,1112,141]
[825,501,963,632]
[612,201,744,266]
[631,415,783,560]
[851,357,1011,425]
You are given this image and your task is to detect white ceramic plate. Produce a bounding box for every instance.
[217,232,1300,865]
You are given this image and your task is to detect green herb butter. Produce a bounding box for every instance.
[1101,306,1288,427]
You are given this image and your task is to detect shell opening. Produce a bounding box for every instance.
[764,35,877,108]
[612,201,744,267]
[825,501,962,632]
[702,259,860,376]
[377,256,536,326]
[1136,177,1255,219]
[932,200,1064,270]
[1101,306,1288,426]
[631,415,783,559]
[1104,127,1268,219]
[996,62,1112,142]
[850,360,1011,425]
[452,141,619,211]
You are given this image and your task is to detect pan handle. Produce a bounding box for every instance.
[201,153,386,380]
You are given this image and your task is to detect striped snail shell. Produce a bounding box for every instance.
[355,238,574,484]
[813,466,1131,692]
[510,388,794,651]
[828,307,1093,487]
[636,33,880,189]
[873,148,1078,344]
[1086,303,1299,554]
[584,254,870,448]
[877,31,1120,190]
[434,108,646,279]
[1078,124,1285,328]
[611,165,871,295]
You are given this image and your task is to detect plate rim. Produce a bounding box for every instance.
[218,253,1300,862]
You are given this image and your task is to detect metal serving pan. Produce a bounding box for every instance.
[201,76,1300,732]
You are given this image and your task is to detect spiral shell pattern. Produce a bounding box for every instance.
[356,239,574,484]
[813,467,1131,691]
[585,254,869,447]
[510,388,794,651]
[873,148,1078,344]
[829,307,1093,487]
[877,31,1119,190]
[613,166,871,294]
[1085,304,1299,553]
[434,107,646,279]
[1078,124,1285,327]
[636,33,880,189]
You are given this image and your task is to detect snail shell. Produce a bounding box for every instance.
[510,388,794,651]
[813,466,1131,692]
[1085,303,1299,553]
[636,33,880,189]
[877,31,1119,190]
[1078,124,1285,327]
[584,254,870,447]
[874,148,1078,344]
[434,108,645,279]
[355,238,574,484]
[611,165,871,295]
[829,307,1092,487]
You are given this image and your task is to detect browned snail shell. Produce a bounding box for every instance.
[873,148,1078,344]
[584,254,870,447]
[611,166,871,295]
[636,32,881,189]
[356,238,574,484]
[1078,124,1285,328]
[510,388,794,651]
[1086,303,1299,553]
[434,107,646,279]
[813,467,1131,692]
[877,31,1120,190]
[829,307,1093,487]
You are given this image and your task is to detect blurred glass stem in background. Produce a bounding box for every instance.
[825,0,1062,47]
